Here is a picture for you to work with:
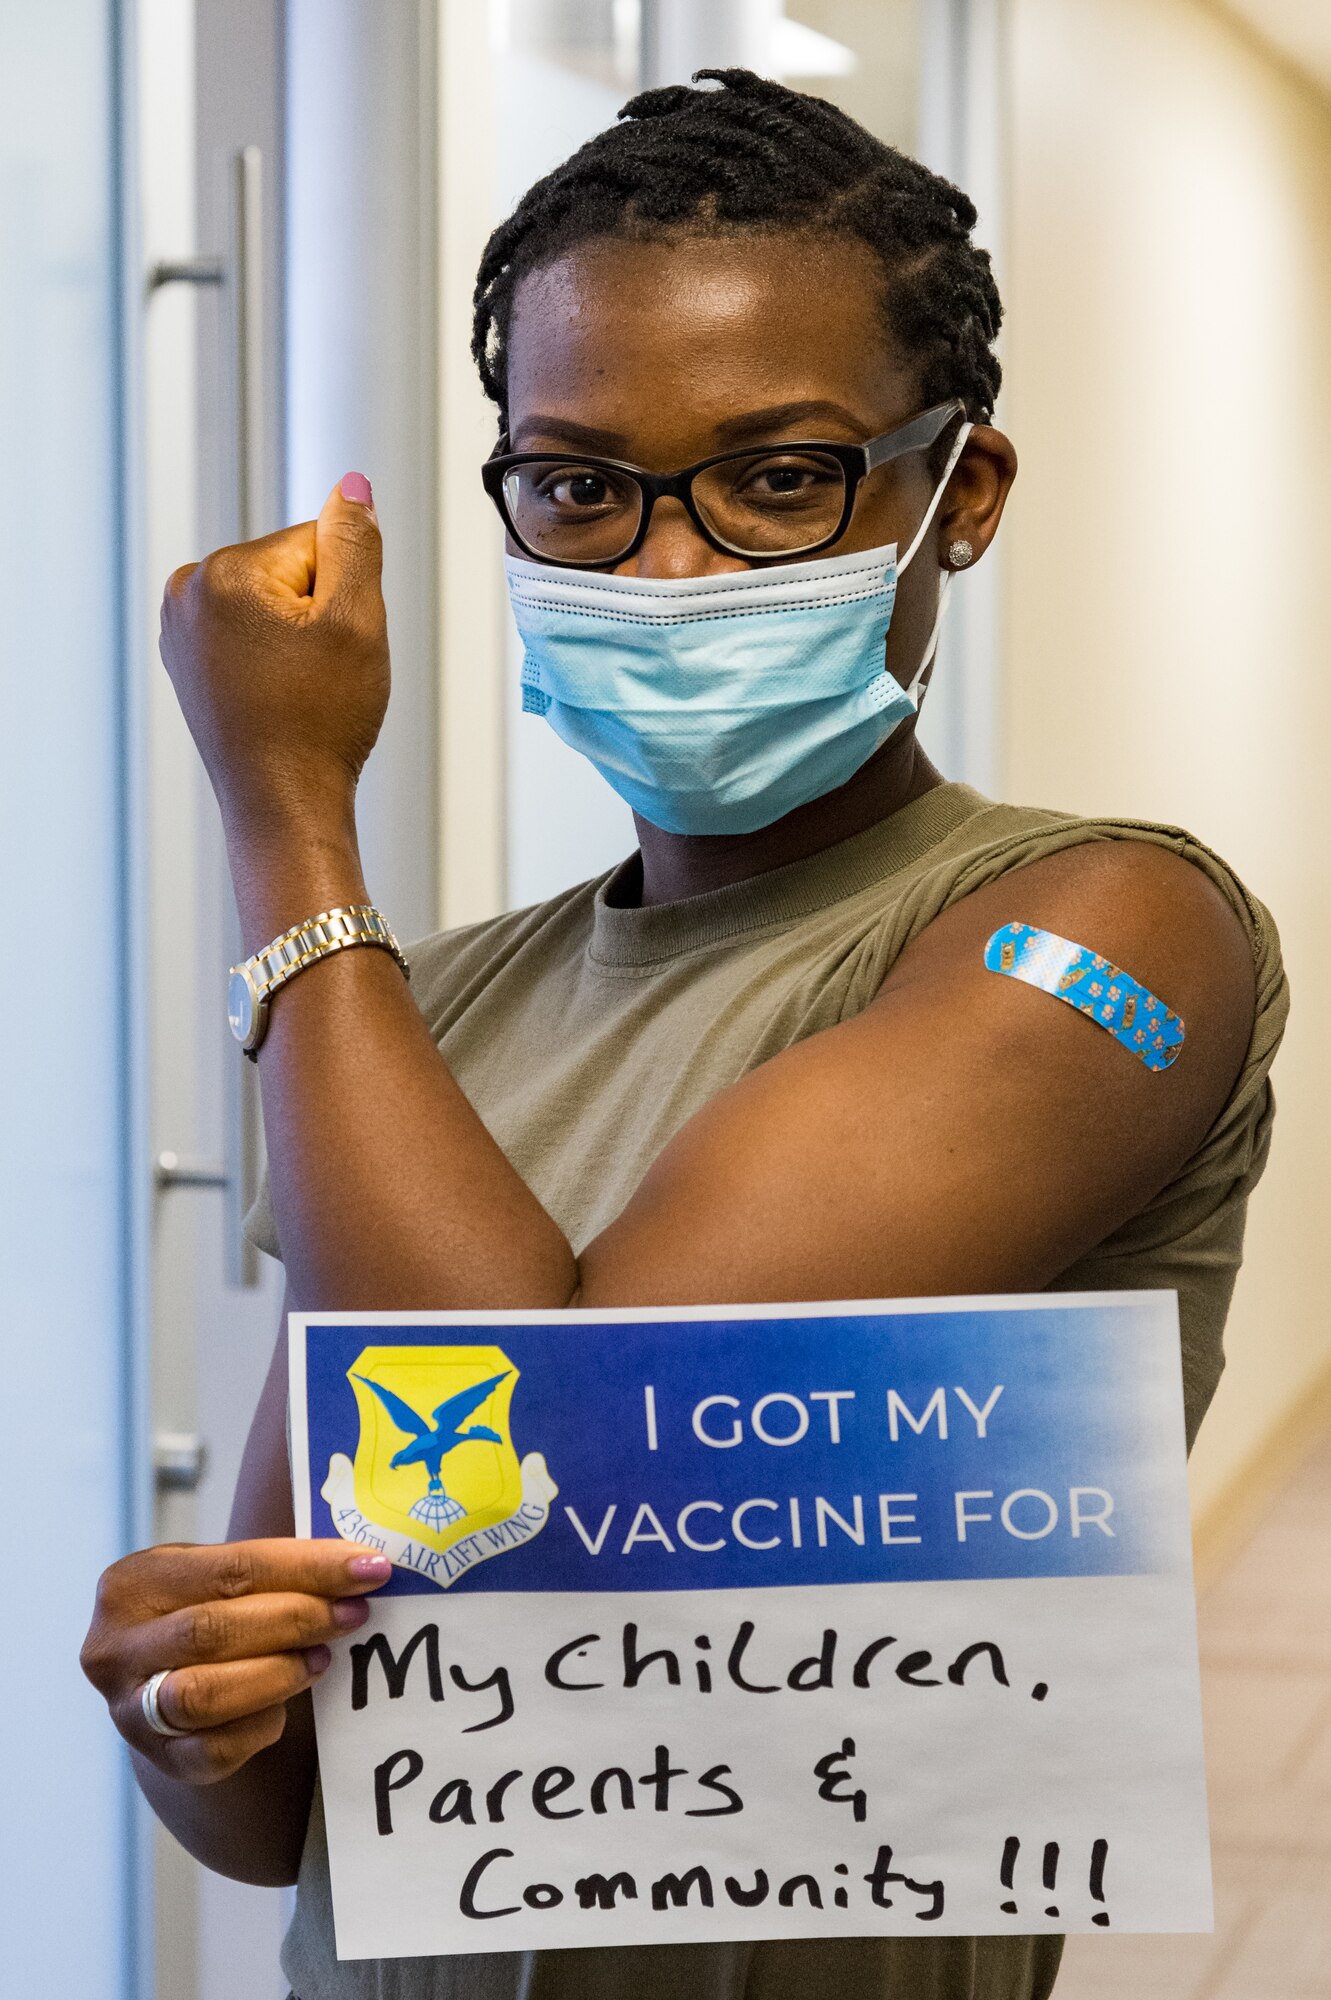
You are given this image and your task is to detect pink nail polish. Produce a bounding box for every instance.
[347,1553,391,1582]
[340,471,373,506]
[305,1644,332,1675]
[332,1597,371,1628]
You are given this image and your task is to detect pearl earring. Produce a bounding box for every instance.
[948,538,975,568]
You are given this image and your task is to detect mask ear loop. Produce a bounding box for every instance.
[895,419,974,706]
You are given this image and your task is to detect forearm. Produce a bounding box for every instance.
[131,1703,316,1887]
[230,817,577,1311]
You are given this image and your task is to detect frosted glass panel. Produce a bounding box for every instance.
[492,7,640,908]
[0,3,134,1993]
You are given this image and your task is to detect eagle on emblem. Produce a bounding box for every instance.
[351,1370,511,1531]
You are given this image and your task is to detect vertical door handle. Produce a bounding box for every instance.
[223,1023,262,1288]
[224,143,267,1289]
[235,143,266,543]
[143,180,267,1286]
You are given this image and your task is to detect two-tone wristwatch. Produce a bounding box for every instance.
[226,904,409,1058]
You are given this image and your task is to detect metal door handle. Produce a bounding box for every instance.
[224,1021,263,1288]
[146,256,224,293]
[235,143,265,542]
[146,153,269,1288]
[154,1431,208,1494]
[224,143,267,1289]
[155,1151,228,1190]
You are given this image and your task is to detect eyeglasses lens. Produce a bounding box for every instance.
[691,451,848,555]
[504,463,643,564]
[504,450,849,561]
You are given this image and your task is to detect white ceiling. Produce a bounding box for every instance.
[1216,0,1331,97]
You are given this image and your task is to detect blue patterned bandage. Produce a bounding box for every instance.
[983,923,1185,1073]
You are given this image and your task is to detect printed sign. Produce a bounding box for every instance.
[289,1295,1212,1961]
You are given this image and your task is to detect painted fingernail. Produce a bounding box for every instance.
[332,1597,371,1628]
[305,1644,332,1675]
[340,471,373,506]
[347,1553,392,1582]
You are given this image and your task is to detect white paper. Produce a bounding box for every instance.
[288,1295,1211,1958]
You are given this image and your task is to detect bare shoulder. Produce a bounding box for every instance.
[899,836,1251,989]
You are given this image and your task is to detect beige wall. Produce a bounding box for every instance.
[1003,0,1331,1532]
[785,0,920,150]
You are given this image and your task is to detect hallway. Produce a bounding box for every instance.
[1056,1425,1331,1997]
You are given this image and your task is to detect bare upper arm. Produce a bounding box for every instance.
[577,839,1255,1306]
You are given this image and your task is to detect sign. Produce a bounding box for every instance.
[288,1295,1212,1961]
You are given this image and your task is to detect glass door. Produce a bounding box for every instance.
[3,3,141,1997]
[137,2,290,1991]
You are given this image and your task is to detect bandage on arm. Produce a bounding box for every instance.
[984,923,1185,1072]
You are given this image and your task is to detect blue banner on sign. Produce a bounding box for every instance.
[294,1298,1186,1597]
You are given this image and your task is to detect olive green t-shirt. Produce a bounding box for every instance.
[252,782,1287,2000]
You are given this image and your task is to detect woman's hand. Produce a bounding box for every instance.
[80,1537,391,1785]
[158,475,388,845]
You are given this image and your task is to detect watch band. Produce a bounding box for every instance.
[227,904,409,1058]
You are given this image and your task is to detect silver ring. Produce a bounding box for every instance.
[141,1668,192,1739]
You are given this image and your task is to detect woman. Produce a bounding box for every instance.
[82,69,1285,2000]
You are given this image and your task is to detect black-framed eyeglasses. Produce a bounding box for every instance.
[481,397,966,568]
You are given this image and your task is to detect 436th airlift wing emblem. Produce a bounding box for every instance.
[319,1344,558,1588]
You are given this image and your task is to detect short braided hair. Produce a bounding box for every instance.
[472,67,1002,434]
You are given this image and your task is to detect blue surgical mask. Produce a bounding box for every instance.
[505,422,972,837]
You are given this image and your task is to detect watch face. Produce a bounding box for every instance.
[228,967,256,1045]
